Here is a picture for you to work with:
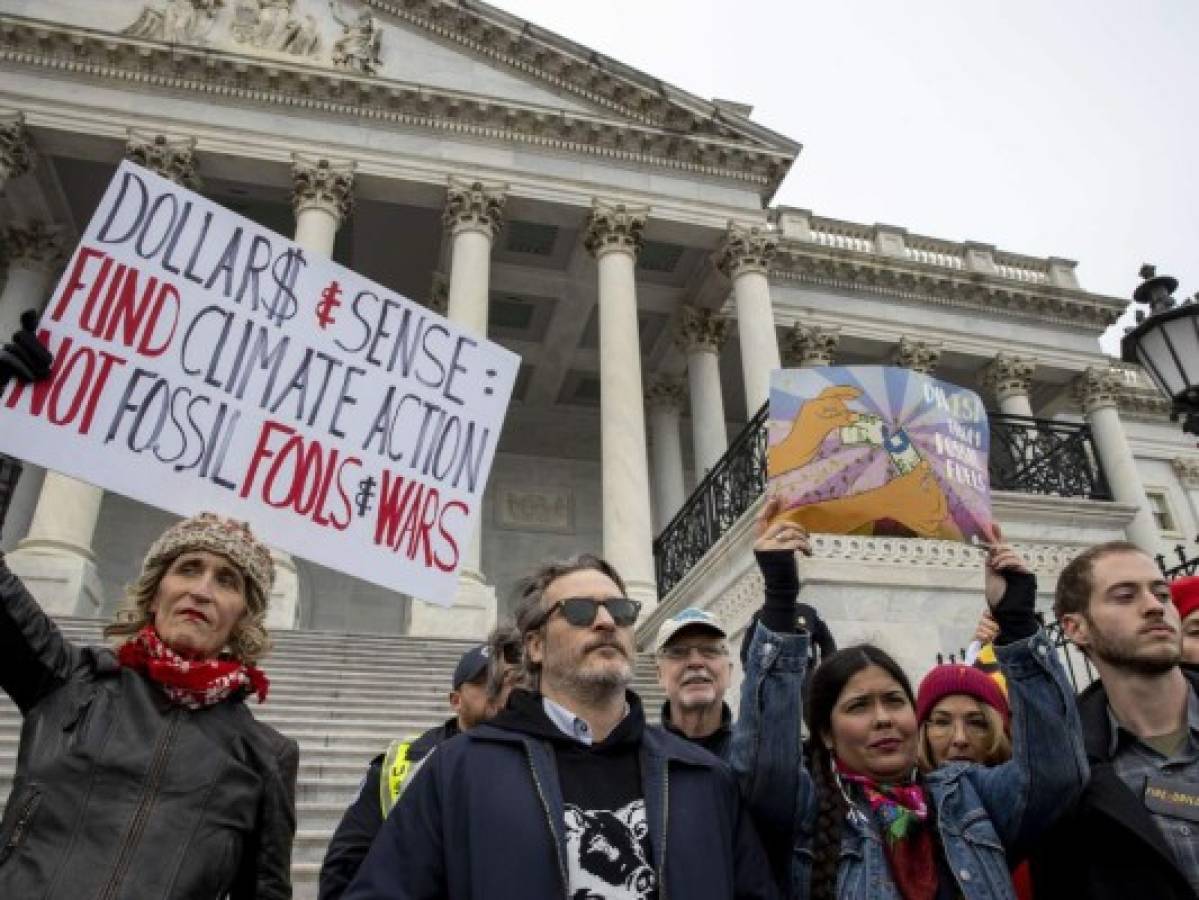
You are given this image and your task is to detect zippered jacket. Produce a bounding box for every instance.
[0,557,299,899]
[342,689,779,899]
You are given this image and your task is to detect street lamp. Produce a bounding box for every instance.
[1121,264,1199,438]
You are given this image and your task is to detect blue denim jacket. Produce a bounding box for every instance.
[730,624,1088,899]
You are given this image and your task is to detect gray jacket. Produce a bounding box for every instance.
[0,559,298,899]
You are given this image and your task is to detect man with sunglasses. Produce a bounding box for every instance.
[343,554,778,900]
[655,608,736,758]
[319,626,521,900]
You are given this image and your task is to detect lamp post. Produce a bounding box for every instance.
[1121,264,1199,438]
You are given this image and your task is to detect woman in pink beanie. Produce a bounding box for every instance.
[915,663,1011,770]
[1171,575,1199,664]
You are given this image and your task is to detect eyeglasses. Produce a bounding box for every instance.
[659,643,729,661]
[537,596,641,629]
[925,715,990,737]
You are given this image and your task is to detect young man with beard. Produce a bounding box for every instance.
[655,608,735,758]
[1032,541,1199,899]
[343,554,777,900]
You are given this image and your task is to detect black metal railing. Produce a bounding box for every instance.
[653,406,1113,597]
[1158,540,1199,580]
[989,414,1111,500]
[935,615,1098,693]
[652,403,768,597]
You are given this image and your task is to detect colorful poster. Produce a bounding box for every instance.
[0,162,520,607]
[768,366,992,543]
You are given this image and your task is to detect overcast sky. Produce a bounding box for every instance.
[498,0,1198,354]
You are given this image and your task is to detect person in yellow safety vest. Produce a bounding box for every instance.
[317,626,520,900]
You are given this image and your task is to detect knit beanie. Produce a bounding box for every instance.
[916,664,1010,725]
[142,512,275,606]
[1173,576,1199,623]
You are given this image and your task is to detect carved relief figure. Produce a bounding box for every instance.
[329,0,382,74]
[123,0,223,44]
[230,0,321,57]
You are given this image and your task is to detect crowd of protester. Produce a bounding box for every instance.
[3,315,1199,898]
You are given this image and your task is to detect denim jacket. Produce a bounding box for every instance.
[730,623,1088,900]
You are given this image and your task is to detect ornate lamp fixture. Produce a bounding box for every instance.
[1121,264,1199,437]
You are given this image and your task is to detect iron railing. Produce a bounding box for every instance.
[1158,541,1199,580]
[936,615,1098,693]
[653,406,1113,597]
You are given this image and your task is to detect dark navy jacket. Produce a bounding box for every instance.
[343,691,779,900]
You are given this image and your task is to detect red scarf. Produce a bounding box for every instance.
[835,761,937,900]
[117,625,269,710]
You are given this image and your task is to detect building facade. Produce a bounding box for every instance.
[1,0,1196,677]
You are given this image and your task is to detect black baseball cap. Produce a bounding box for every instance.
[452,644,491,691]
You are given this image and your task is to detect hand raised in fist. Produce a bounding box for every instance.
[0,311,54,387]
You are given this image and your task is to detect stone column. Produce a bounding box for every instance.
[980,353,1036,417]
[409,178,506,639]
[0,111,33,190]
[646,377,686,532]
[290,153,355,257]
[675,305,729,477]
[892,337,943,375]
[1074,366,1159,551]
[585,200,657,609]
[0,223,61,555]
[716,222,781,413]
[783,323,841,367]
[126,130,200,189]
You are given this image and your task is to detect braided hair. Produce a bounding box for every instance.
[804,644,916,899]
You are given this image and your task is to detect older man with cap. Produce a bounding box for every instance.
[655,607,737,758]
[318,627,520,900]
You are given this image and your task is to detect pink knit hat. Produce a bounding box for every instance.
[916,664,1010,726]
[1172,576,1199,623]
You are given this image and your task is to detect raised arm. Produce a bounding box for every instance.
[956,528,1088,852]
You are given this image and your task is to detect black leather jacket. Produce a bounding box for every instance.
[0,558,299,899]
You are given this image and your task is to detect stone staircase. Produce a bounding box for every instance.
[0,617,668,899]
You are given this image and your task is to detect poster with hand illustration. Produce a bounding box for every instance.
[768,367,992,543]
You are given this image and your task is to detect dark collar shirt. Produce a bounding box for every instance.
[1108,688,1199,896]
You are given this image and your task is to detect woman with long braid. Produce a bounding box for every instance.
[730,510,1087,899]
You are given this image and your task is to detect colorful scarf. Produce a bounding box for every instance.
[835,761,937,900]
[117,625,269,710]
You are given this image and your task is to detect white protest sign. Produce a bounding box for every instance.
[0,161,519,607]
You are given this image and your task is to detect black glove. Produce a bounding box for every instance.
[992,570,1039,645]
[741,550,837,665]
[0,311,53,386]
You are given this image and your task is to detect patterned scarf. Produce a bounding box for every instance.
[835,760,937,900]
[117,625,269,710]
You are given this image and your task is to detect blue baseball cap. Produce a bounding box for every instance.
[654,607,727,652]
[452,644,491,690]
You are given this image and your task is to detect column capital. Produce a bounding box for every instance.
[291,153,356,223]
[443,176,506,239]
[125,130,200,188]
[1172,456,1199,489]
[0,111,34,188]
[980,353,1037,404]
[645,376,685,412]
[583,199,647,259]
[783,323,841,367]
[891,336,942,375]
[715,220,778,278]
[427,272,449,315]
[1072,365,1123,413]
[2,222,63,272]
[674,304,729,354]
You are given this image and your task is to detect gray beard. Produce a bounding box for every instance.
[546,658,631,705]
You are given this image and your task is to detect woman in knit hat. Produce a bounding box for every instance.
[1171,575,1199,664]
[0,511,298,900]
[915,663,1011,770]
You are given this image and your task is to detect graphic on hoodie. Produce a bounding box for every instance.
[564,800,657,899]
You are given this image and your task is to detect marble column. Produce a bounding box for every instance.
[126,130,201,189]
[0,223,61,556]
[290,153,355,257]
[980,353,1036,417]
[892,337,943,375]
[0,111,33,189]
[675,305,729,477]
[1073,366,1159,551]
[783,323,841,368]
[716,222,781,413]
[585,200,657,609]
[646,377,686,532]
[409,177,506,639]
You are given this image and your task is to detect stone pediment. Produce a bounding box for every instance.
[0,0,797,196]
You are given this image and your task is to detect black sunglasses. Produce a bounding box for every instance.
[539,596,641,629]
